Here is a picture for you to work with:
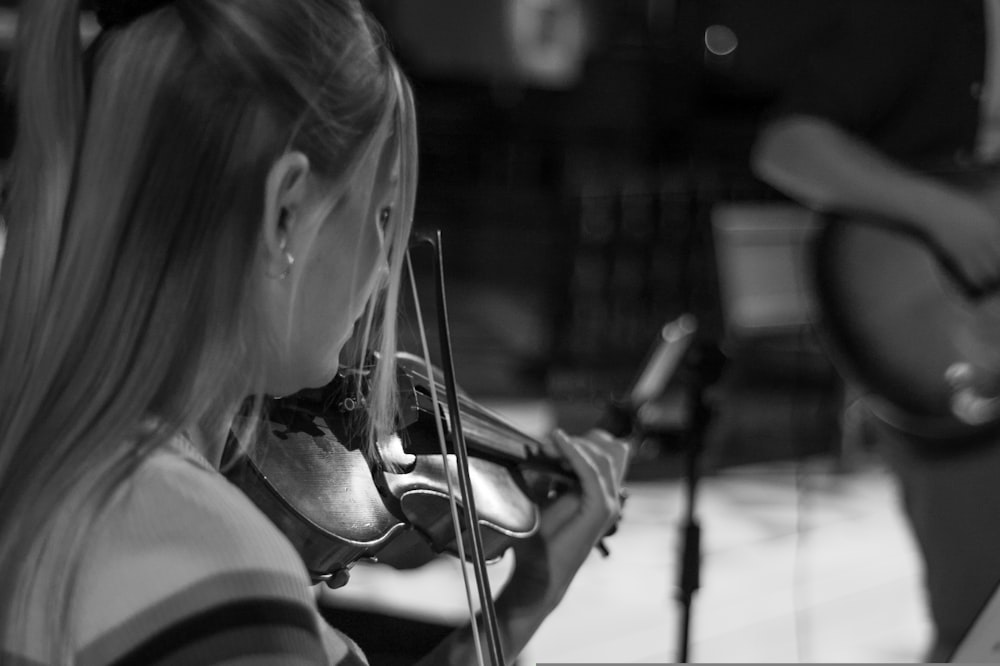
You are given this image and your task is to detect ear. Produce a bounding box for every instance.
[261,151,311,277]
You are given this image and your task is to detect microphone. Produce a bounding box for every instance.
[599,314,699,438]
[628,314,698,408]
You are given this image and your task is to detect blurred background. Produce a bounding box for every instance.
[0,1,932,662]
[363,0,847,470]
[334,2,926,661]
[0,0,849,465]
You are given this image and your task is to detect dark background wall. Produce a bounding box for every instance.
[365,0,846,464]
[0,0,847,465]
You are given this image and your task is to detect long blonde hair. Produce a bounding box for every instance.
[0,0,416,660]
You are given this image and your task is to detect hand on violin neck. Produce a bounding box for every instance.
[411,428,629,666]
[498,428,630,617]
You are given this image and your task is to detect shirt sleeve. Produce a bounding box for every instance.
[71,445,368,666]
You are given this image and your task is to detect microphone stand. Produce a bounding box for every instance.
[670,340,725,663]
[606,316,725,662]
[618,328,725,663]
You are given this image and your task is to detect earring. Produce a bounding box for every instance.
[268,237,295,280]
[277,250,295,280]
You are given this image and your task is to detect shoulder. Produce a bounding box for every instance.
[765,0,949,135]
[76,437,311,617]
[72,438,365,665]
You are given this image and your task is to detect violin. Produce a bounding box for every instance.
[225,219,697,665]
[225,307,695,666]
[224,351,587,584]
[225,311,698,585]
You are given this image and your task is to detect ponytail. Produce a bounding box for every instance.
[0,0,85,446]
[0,1,92,660]
[0,1,415,661]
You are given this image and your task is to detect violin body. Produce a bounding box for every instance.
[226,353,564,582]
[225,422,410,580]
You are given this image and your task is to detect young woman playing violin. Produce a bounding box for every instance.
[0,0,629,664]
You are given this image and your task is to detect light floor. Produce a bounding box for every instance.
[322,404,931,664]
[524,459,929,664]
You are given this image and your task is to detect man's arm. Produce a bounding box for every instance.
[751,113,1000,289]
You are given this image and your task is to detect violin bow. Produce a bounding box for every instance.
[406,230,506,666]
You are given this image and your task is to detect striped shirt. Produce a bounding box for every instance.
[4,435,367,665]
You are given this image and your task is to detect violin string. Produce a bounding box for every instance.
[406,368,576,482]
[404,251,488,666]
[408,368,546,450]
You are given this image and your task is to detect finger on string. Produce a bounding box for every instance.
[550,430,615,512]
[552,429,608,497]
[551,430,621,530]
[583,427,620,445]
[554,429,629,514]
[568,434,623,504]
[575,436,625,483]
[579,428,631,479]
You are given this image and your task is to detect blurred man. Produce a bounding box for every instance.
[752,0,1000,660]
